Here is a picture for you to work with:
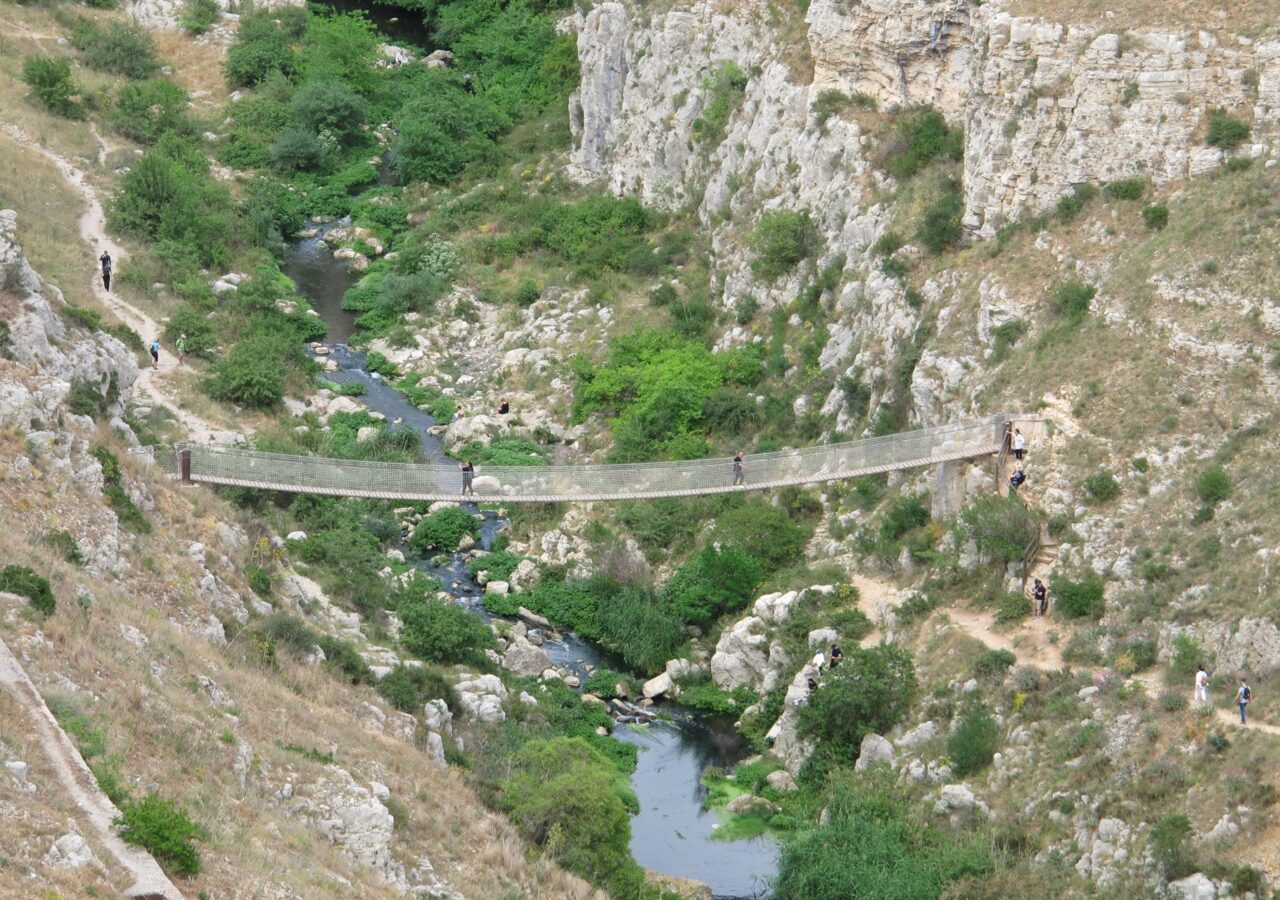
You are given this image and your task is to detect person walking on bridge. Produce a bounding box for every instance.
[459,460,475,497]
[99,250,112,292]
[733,451,746,486]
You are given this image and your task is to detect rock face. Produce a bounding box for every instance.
[1160,617,1280,673]
[454,673,508,723]
[854,733,896,771]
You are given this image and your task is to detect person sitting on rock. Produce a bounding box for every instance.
[829,643,843,669]
[495,400,510,415]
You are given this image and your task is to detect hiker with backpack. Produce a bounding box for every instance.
[1009,466,1026,493]
[1237,678,1253,724]
[149,338,160,370]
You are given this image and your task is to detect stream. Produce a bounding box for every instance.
[285,230,778,899]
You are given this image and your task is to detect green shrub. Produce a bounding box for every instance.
[394,75,510,184]
[993,592,1029,626]
[181,0,219,33]
[73,20,161,79]
[1054,184,1097,223]
[1055,576,1105,620]
[712,502,810,572]
[775,779,991,897]
[226,10,299,88]
[1142,204,1169,230]
[879,495,930,544]
[1151,813,1198,880]
[115,794,202,876]
[990,319,1027,362]
[456,437,544,466]
[916,186,963,253]
[582,667,629,700]
[1167,634,1205,682]
[91,445,150,533]
[1194,465,1230,505]
[466,550,524,583]
[397,597,492,664]
[948,705,999,777]
[376,665,454,713]
[1122,638,1158,672]
[1081,471,1121,503]
[67,379,111,418]
[532,195,653,275]
[410,507,478,553]
[291,80,368,144]
[593,585,685,675]
[22,57,81,118]
[663,545,763,627]
[108,79,190,144]
[880,106,963,180]
[1104,178,1146,200]
[0,565,55,616]
[693,61,748,145]
[798,644,916,758]
[42,530,84,566]
[749,210,815,281]
[204,335,287,408]
[1052,280,1096,323]
[271,127,327,173]
[514,278,541,307]
[974,649,1016,677]
[496,737,644,895]
[1205,108,1250,149]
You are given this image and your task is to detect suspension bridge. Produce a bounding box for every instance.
[157,414,1018,503]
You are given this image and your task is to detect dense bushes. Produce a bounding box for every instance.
[115,794,203,876]
[956,495,1040,566]
[798,644,916,760]
[693,61,748,145]
[411,507,478,553]
[110,134,240,267]
[1055,576,1106,620]
[70,19,161,79]
[495,737,645,897]
[204,333,289,407]
[23,57,81,118]
[181,0,219,34]
[1143,204,1169,230]
[749,210,816,281]
[91,445,150,533]
[226,9,302,88]
[108,79,190,144]
[398,596,493,664]
[775,777,990,898]
[0,565,55,617]
[663,545,763,626]
[394,76,510,184]
[880,106,963,180]
[1104,178,1146,201]
[916,182,963,253]
[1205,109,1250,150]
[1052,280,1096,324]
[1194,465,1231,505]
[531,196,654,275]
[376,665,454,713]
[1081,471,1121,503]
[948,705,998,776]
[712,502,810,572]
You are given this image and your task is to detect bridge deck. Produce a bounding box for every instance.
[162,414,1012,503]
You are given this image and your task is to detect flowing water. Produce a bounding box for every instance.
[286,232,778,898]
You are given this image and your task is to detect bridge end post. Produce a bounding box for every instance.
[179,447,192,484]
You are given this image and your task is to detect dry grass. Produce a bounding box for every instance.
[1004,0,1280,37]
[0,134,99,310]
[153,31,231,107]
[0,418,600,898]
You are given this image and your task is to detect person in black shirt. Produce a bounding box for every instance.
[732,451,745,486]
[459,460,475,496]
[829,643,843,669]
[99,250,112,291]
[1032,578,1048,617]
[1009,466,1026,493]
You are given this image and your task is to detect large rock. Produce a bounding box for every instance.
[641,671,672,699]
[854,733,896,771]
[935,783,990,818]
[1167,874,1218,900]
[709,616,770,690]
[454,673,508,723]
[43,833,98,870]
[502,637,553,677]
[895,721,939,750]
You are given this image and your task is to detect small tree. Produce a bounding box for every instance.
[1142,204,1169,230]
[749,210,816,281]
[22,57,81,118]
[1194,465,1230,506]
[1052,280,1096,324]
[115,794,202,876]
[0,565,55,617]
[948,704,998,776]
[1055,576,1105,620]
[956,495,1040,565]
[398,597,493,664]
[1205,109,1250,150]
[798,644,916,758]
[410,507,478,553]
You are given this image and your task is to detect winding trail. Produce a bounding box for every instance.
[0,637,184,899]
[0,122,238,445]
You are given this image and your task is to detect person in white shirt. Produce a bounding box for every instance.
[1012,427,1026,461]
[1194,667,1209,705]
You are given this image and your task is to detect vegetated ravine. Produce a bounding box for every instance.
[285,229,779,899]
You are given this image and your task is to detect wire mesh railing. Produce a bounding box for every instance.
[158,414,1012,502]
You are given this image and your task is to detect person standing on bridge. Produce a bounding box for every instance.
[460,460,475,497]
[1012,428,1026,462]
[733,451,746,486]
[1237,677,1252,725]
[99,250,112,292]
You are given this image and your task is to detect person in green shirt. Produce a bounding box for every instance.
[176,334,187,365]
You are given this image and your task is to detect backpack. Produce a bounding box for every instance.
[1243,686,1252,702]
